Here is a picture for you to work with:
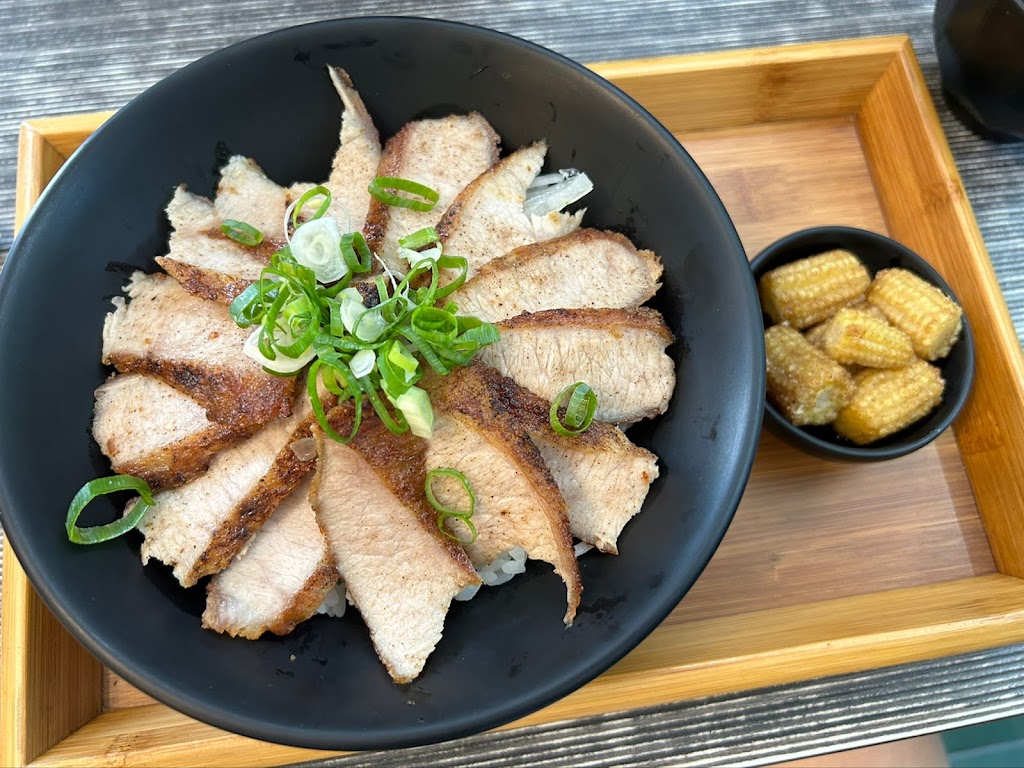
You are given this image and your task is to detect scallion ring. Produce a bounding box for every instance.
[425,468,478,545]
[228,282,264,327]
[340,231,373,274]
[291,185,332,229]
[66,475,155,544]
[432,255,470,300]
[221,219,263,247]
[308,359,362,443]
[550,382,598,436]
[368,176,440,212]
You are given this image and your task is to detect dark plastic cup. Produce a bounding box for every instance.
[935,0,1024,141]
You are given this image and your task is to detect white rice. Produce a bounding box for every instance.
[454,542,593,602]
[479,545,527,587]
[315,582,348,618]
[454,583,480,602]
[454,545,527,601]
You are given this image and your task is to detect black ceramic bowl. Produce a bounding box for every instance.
[751,226,974,461]
[0,17,764,750]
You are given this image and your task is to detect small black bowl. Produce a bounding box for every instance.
[750,226,975,461]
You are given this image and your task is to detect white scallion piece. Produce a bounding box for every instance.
[338,287,388,342]
[349,348,376,378]
[290,216,348,284]
[523,169,593,218]
[574,541,594,558]
[398,243,443,268]
[394,386,434,439]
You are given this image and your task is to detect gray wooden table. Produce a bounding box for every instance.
[3,1,1024,765]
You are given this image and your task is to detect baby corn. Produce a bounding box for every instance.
[804,322,828,349]
[847,301,889,323]
[820,307,915,369]
[833,360,945,444]
[759,249,871,329]
[765,324,855,426]
[867,268,963,360]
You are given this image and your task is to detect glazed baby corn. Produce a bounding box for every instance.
[833,360,945,444]
[758,249,871,329]
[819,307,915,369]
[867,268,963,360]
[765,324,855,426]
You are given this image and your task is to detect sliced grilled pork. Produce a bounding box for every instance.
[532,428,659,555]
[453,229,663,322]
[101,272,296,429]
[363,113,500,274]
[134,396,317,587]
[202,476,339,639]
[436,141,583,282]
[156,186,277,303]
[215,155,288,242]
[438,363,659,554]
[156,258,257,304]
[287,67,381,231]
[475,308,675,424]
[424,368,582,625]
[92,373,254,491]
[310,404,479,683]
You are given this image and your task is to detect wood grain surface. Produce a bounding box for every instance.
[4,35,1024,768]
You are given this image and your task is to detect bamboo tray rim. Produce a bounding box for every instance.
[5,32,1024,768]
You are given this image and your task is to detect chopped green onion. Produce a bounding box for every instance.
[411,306,459,346]
[550,382,598,436]
[349,348,376,378]
[361,378,408,434]
[456,319,501,347]
[221,219,263,247]
[308,359,362,443]
[243,327,316,374]
[222,215,499,448]
[290,216,348,284]
[291,185,332,229]
[425,468,477,545]
[432,255,469,300]
[228,282,264,327]
[337,288,388,342]
[398,227,440,250]
[66,475,155,544]
[368,176,440,212]
[387,340,420,377]
[394,386,433,439]
[401,327,450,374]
[340,231,373,274]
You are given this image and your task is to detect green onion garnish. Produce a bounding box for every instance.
[425,468,477,545]
[291,184,332,229]
[397,227,440,250]
[550,382,598,436]
[368,176,440,212]
[224,187,498,445]
[220,219,264,247]
[340,231,373,274]
[66,475,154,544]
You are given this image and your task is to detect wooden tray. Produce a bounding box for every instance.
[5,34,1024,767]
